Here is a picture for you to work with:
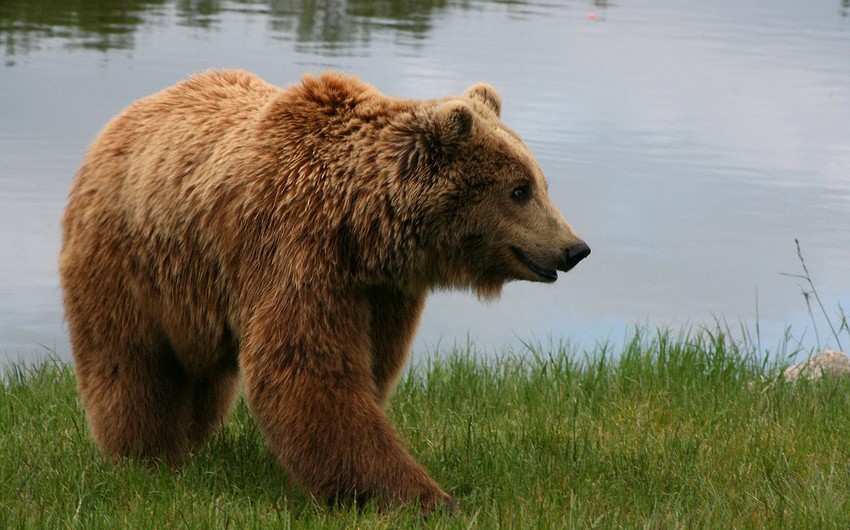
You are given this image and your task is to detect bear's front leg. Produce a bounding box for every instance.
[240,294,454,514]
[367,286,427,406]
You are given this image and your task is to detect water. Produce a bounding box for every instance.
[2,0,849,365]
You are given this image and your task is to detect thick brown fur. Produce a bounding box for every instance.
[59,70,588,514]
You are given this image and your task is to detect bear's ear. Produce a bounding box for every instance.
[464,83,501,117]
[432,100,474,150]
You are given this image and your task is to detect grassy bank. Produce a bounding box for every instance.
[2,329,850,528]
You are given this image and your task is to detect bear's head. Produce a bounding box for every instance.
[394,83,590,298]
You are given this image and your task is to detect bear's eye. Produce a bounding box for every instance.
[511,185,531,204]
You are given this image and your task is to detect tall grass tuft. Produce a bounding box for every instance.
[3,327,850,528]
[781,239,847,352]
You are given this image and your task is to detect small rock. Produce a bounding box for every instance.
[784,350,850,382]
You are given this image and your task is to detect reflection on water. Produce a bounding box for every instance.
[0,0,163,57]
[1,0,849,364]
[0,0,482,60]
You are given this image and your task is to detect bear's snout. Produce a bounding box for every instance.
[561,242,591,272]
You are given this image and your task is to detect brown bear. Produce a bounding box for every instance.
[59,70,590,514]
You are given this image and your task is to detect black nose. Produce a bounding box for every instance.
[563,242,591,271]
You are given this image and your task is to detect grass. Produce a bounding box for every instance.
[2,328,850,528]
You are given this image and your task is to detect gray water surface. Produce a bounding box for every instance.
[2,0,849,364]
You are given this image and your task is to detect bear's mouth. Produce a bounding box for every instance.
[510,246,558,282]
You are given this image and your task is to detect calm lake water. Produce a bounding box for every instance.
[2,0,849,365]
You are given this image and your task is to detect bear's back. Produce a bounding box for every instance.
[86,69,279,180]
[66,71,279,230]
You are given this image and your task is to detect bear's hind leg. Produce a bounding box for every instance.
[186,359,241,451]
[75,339,195,467]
